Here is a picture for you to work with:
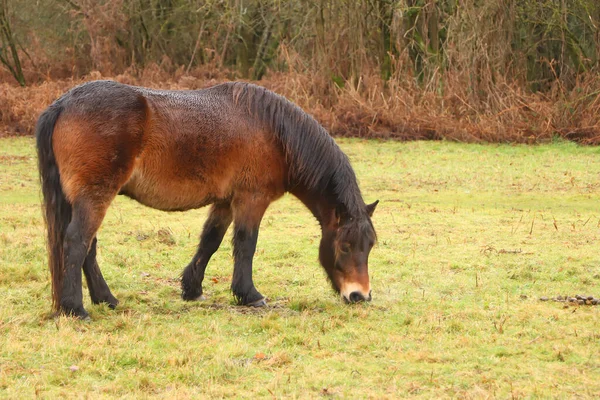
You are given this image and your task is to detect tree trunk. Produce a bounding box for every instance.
[378,0,393,80]
[0,0,25,86]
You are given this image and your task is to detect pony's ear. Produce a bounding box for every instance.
[335,204,350,225]
[366,200,379,217]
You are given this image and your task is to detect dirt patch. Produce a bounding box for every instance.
[540,294,599,306]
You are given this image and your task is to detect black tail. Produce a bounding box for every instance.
[35,100,70,311]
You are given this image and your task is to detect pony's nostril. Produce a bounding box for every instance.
[349,291,366,303]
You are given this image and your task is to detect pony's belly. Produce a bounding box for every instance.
[119,168,221,211]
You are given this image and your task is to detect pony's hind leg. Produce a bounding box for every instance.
[61,202,111,319]
[230,195,270,307]
[182,203,232,301]
[50,96,145,318]
[83,237,118,308]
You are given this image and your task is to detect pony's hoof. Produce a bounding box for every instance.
[185,294,207,301]
[106,295,119,309]
[74,310,90,320]
[60,305,90,320]
[247,298,267,307]
[91,293,119,309]
[103,296,119,309]
[182,291,206,301]
[181,285,205,301]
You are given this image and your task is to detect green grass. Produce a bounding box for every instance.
[1,137,600,398]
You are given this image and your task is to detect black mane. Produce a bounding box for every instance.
[226,82,365,216]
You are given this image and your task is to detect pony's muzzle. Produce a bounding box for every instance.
[349,291,372,303]
[341,287,372,304]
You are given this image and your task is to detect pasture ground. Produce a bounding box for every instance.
[1,137,599,398]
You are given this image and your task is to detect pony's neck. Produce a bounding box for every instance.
[290,174,364,230]
[291,187,336,230]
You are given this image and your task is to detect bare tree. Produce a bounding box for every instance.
[0,0,25,86]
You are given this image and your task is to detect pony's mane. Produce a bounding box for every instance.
[226,82,364,216]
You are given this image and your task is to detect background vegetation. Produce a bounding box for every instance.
[2,0,600,142]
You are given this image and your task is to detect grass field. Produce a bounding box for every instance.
[1,137,599,398]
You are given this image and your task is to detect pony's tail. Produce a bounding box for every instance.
[35,101,70,311]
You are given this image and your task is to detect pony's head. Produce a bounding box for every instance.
[320,200,378,303]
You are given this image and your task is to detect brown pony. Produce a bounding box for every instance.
[36,80,378,319]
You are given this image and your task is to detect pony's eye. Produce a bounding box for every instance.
[340,242,351,253]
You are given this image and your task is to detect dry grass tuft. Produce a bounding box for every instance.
[2,66,600,143]
[1,79,78,136]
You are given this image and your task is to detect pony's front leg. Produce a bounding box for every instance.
[230,197,269,307]
[182,203,232,301]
